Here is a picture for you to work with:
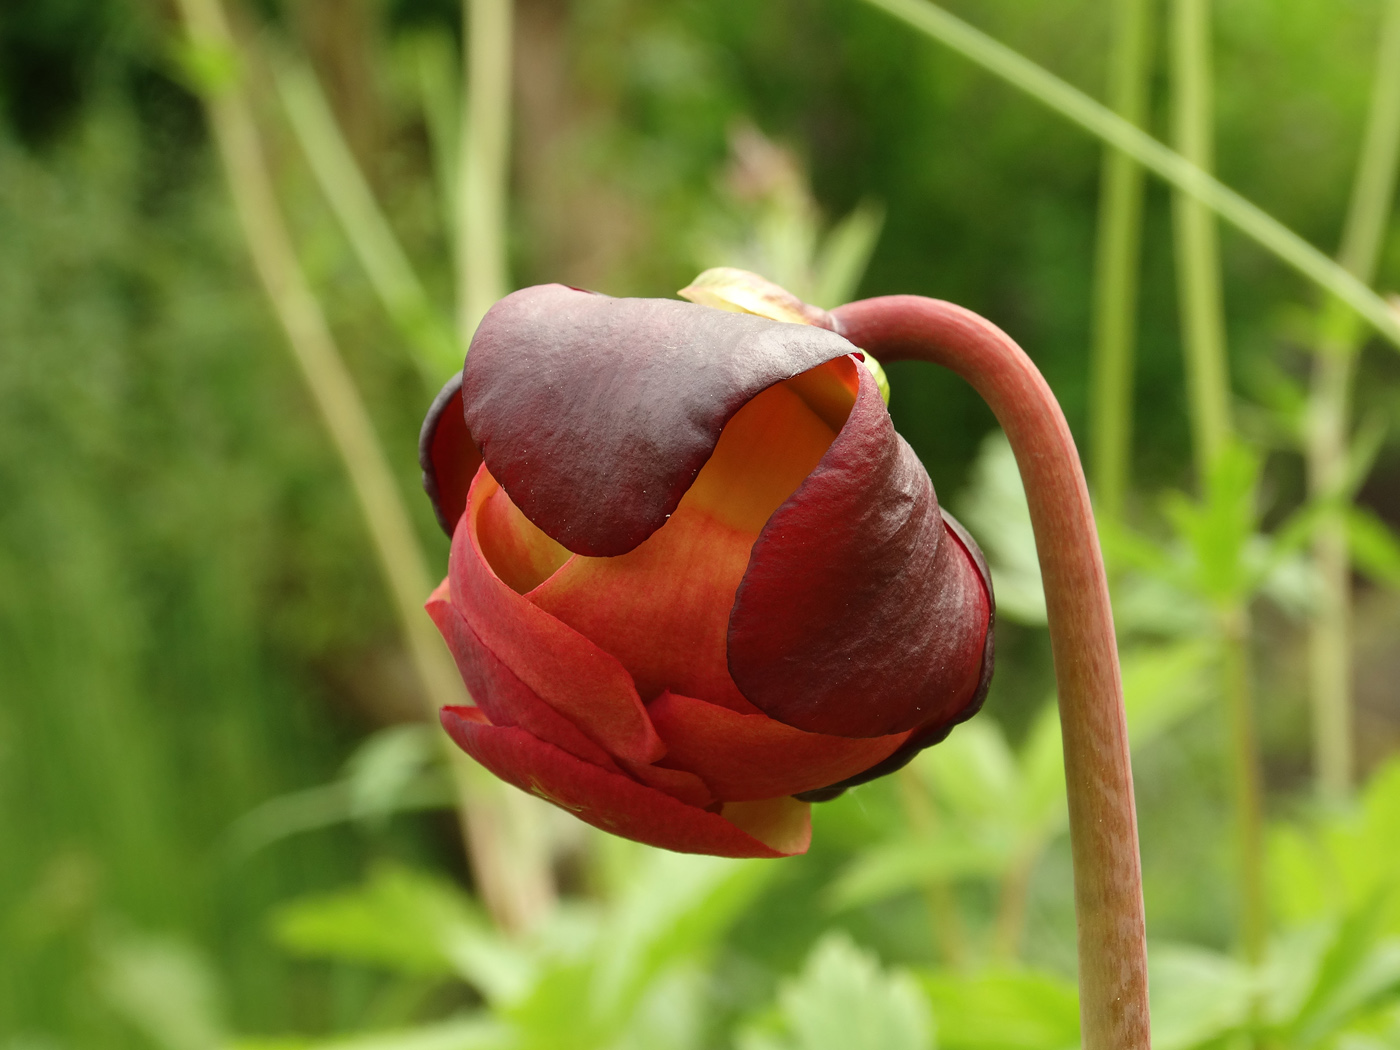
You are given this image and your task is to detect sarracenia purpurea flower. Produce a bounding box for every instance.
[420,271,994,858]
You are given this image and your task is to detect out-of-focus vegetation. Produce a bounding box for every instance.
[5,0,1400,1046]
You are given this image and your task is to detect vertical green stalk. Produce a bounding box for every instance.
[1169,0,1263,964]
[1222,604,1265,961]
[1306,0,1400,803]
[458,0,514,339]
[174,0,554,933]
[1170,0,1231,477]
[1090,0,1154,524]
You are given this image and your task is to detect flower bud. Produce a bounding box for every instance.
[420,281,993,856]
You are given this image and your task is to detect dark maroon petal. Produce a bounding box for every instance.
[420,372,482,537]
[794,513,997,801]
[462,284,858,557]
[727,365,992,738]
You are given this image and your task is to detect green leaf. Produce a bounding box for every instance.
[1119,639,1216,746]
[96,928,226,1050]
[231,1016,511,1050]
[1284,904,1400,1045]
[589,851,771,1024]
[827,832,1014,910]
[918,968,1079,1050]
[1347,506,1400,588]
[812,200,885,309]
[344,724,450,827]
[1146,944,1252,1050]
[269,863,498,982]
[746,933,933,1050]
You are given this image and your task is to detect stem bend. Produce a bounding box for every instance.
[831,296,1150,1050]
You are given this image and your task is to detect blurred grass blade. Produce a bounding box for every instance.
[407,30,463,245]
[275,56,461,382]
[1346,506,1400,589]
[173,0,557,933]
[860,0,1400,352]
[223,728,455,860]
[457,0,514,338]
[812,199,885,308]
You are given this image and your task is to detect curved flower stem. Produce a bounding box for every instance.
[832,296,1148,1050]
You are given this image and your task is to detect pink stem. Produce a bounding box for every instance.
[832,296,1149,1050]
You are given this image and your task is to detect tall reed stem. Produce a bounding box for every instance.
[1306,0,1400,802]
[1090,0,1154,523]
[862,0,1400,351]
[1168,0,1264,965]
[1170,0,1230,477]
[175,0,554,932]
[458,0,514,337]
[275,57,461,381]
[1222,605,1265,961]
[833,296,1149,1050]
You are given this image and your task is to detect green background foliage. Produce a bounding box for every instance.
[4,0,1400,1046]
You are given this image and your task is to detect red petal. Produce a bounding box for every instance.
[647,690,910,801]
[462,285,859,556]
[728,365,992,738]
[419,373,482,537]
[426,588,622,771]
[527,368,851,714]
[451,469,666,765]
[439,710,807,857]
[618,759,715,809]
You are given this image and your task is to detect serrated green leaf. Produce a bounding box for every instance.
[755,934,932,1050]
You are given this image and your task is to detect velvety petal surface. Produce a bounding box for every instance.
[419,373,482,537]
[528,364,854,713]
[462,285,859,556]
[793,516,998,801]
[440,708,808,857]
[451,468,665,765]
[728,365,992,738]
[646,691,910,801]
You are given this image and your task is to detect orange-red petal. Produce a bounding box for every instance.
[647,691,910,801]
[426,586,622,771]
[439,709,807,857]
[450,468,665,766]
[527,367,851,714]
